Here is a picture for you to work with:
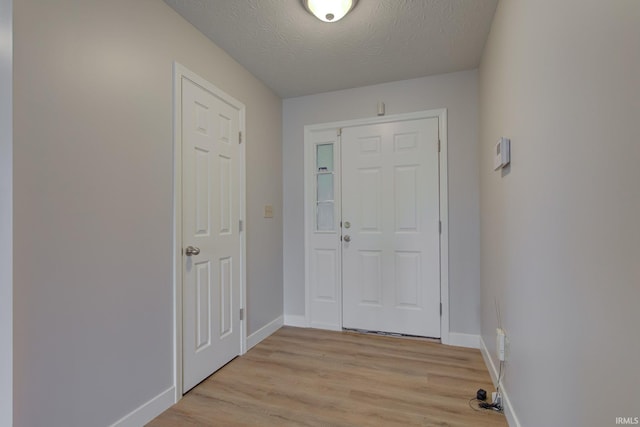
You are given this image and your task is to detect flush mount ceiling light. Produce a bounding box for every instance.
[302,0,358,23]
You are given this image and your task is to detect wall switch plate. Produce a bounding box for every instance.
[494,137,511,170]
[264,204,273,218]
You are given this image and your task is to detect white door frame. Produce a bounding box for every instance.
[172,62,247,401]
[303,109,450,344]
[0,0,13,423]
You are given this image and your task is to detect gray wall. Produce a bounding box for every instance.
[13,1,282,426]
[479,0,640,425]
[283,70,481,335]
[0,0,12,425]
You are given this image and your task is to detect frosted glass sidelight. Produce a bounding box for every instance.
[317,202,334,231]
[315,142,335,231]
[317,144,334,172]
[317,173,334,202]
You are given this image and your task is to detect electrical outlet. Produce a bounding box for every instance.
[492,392,502,407]
[496,328,506,361]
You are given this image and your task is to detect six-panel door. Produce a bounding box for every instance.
[341,118,441,338]
[182,77,241,392]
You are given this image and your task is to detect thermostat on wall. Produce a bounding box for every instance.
[494,137,510,170]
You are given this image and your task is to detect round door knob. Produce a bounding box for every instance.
[343,235,351,242]
[185,246,200,256]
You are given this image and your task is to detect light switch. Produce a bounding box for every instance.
[264,204,273,218]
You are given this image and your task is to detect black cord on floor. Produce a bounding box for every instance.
[468,398,504,414]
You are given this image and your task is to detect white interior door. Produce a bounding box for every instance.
[182,77,241,393]
[341,118,441,338]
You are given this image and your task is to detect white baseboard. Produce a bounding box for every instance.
[109,386,175,427]
[284,314,307,328]
[447,332,480,349]
[247,315,284,350]
[479,337,521,427]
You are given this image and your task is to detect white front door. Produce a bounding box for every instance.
[341,118,441,338]
[181,77,241,392]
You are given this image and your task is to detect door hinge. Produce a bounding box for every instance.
[239,219,243,232]
[437,139,441,152]
[440,303,443,316]
[439,221,442,234]
[239,131,243,144]
[337,128,342,137]
[240,308,244,321]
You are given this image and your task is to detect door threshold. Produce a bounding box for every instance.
[342,328,441,343]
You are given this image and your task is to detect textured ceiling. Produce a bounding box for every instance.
[164,0,498,98]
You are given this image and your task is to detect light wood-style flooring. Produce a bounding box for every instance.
[148,327,507,426]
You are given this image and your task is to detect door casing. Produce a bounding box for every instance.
[303,109,450,344]
[172,62,247,401]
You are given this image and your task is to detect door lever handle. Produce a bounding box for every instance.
[185,246,200,256]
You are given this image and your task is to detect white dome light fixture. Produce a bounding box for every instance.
[302,0,358,23]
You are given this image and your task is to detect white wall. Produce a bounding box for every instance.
[479,1,640,425]
[0,0,12,425]
[13,1,282,426]
[283,70,481,335]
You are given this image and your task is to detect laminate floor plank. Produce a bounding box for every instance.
[148,327,507,426]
